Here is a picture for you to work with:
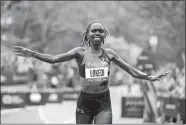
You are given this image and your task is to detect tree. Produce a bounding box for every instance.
[2,1,185,67]
[136,1,185,66]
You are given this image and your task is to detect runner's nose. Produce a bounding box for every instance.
[95,30,100,35]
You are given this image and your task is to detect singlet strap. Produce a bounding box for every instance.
[78,53,84,66]
[78,48,85,78]
[78,48,85,66]
[101,48,111,64]
[79,64,85,78]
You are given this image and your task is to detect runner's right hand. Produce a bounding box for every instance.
[12,46,35,57]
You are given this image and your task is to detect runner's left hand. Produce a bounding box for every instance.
[147,72,170,82]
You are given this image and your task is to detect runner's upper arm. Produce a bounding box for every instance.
[105,48,134,73]
[104,48,117,61]
[53,47,84,63]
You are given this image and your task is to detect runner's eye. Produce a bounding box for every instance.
[91,29,104,33]
[98,29,104,33]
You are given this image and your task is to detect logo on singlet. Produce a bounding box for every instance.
[100,57,109,63]
[76,108,85,114]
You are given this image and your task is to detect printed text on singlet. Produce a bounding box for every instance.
[85,67,108,79]
[85,61,109,82]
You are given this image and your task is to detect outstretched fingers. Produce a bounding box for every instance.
[12,46,25,57]
[152,78,160,82]
[14,52,23,57]
[157,72,170,80]
[12,46,22,49]
[12,46,23,52]
[13,49,21,52]
[160,72,170,77]
[149,72,170,82]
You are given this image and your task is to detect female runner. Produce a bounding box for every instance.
[13,21,169,124]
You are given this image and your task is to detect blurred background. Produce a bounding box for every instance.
[1,1,185,124]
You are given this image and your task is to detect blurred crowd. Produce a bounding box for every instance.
[1,54,79,89]
[1,54,131,90]
[1,46,185,124]
[1,50,185,98]
[155,63,185,99]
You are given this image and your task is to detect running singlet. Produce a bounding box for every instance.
[78,48,111,85]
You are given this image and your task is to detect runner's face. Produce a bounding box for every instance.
[88,23,106,46]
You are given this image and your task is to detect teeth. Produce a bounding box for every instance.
[94,36,100,38]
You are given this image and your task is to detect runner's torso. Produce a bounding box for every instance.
[78,47,111,94]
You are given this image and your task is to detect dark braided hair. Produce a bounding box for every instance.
[80,21,108,47]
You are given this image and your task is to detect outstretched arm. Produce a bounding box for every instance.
[12,46,82,64]
[106,48,169,81]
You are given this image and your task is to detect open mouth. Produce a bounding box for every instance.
[94,35,101,38]
[94,37,101,41]
[94,36,101,39]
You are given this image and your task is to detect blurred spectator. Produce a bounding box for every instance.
[136,37,158,123]
[155,63,185,99]
[51,76,59,89]
[115,70,124,86]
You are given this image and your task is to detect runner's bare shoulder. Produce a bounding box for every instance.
[74,47,85,56]
[104,48,115,61]
[72,47,85,61]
